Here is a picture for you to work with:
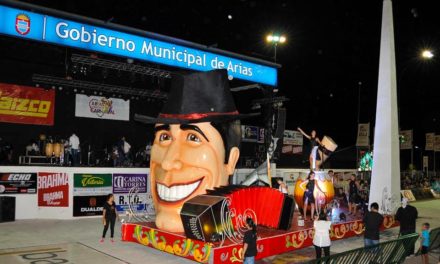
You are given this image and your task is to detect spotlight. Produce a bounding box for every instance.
[51,86,56,90]
[35,84,40,87]
[73,88,78,92]
[227,14,232,20]
[58,86,63,91]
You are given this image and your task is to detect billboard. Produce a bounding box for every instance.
[73,195,107,217]
[75,94,130,121]
[73,173,112,195]
[0,173,37,194]
[0,5,277,86]
[0,83,55,125]
[37,172,69,207]
[112,174,147,193]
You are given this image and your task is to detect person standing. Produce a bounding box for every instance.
[313,212,332,259]
[420,223,430,264]
[297,127,322,170]
[69,133,80,166]
[348,174,360,216]
[300,171,326,221]
[395,197,418,256]
[277,178,288,194]
[101,194,119,243]
[363,202,384,247]
[241,217,257,264]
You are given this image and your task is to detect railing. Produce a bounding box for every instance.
[302,233,419,264]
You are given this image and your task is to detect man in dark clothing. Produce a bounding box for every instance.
[363,202,384,247]
[395,198,418,256]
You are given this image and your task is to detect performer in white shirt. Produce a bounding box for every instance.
[69,133,80,166]
[277,178,288,194]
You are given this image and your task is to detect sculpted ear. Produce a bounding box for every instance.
[226,147,240,176]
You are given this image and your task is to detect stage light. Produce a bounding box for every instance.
[279,36,286,43]
[35,84,39,87]
[266,35,273,42]
[421,50,434,59]
[273,36,280,42]
[58,86,63,91]
[227,14,232,20]
[73,88,77,92]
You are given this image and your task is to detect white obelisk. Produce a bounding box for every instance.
[369,0,401,214]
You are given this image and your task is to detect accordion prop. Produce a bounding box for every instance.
[180,186,295,242]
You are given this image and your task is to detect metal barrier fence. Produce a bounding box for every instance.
[303,233,419,264]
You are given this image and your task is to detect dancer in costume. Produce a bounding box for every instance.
[300,171,326,221]
[297,127,321,170]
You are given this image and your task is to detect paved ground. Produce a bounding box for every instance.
[0,199,439,264]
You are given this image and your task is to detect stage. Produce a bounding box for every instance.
[121,207,399,263]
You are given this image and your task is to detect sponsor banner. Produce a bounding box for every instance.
[241,125,259,142]
[113,174,148,193]
[75,94,129,121]
[0,173,37,194]
[73,173,112,195]
[283,130,303,145]
[0,83,55,125]
[114,193,148,212]
[281,145,302,155]
[436,135,440,152]
[73,195,107,217]
[356,123,370,147]
[257,128,265,143]
[37,172,69,207]
[400,190,416,202]
[400,130,413,150]
[425,133,435,151]
[423,156,429,168]
[0,5,277,86]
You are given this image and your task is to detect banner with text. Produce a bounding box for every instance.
[0,173,37,194]
[241,126,259,142]
[436,135,440,152]
[73,195,107,217]
[400,130,413,150]
[0,83,55,125]
[37,172,69,207]
[113,174,148,194]
[73,173,112,196]
[356,123,370,147]
[114,193,147,212]
[283,130,303,145]
[426,133,435,151]
[0,5,277,86]
[75,94,129,121]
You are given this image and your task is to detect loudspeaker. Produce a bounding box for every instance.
[274,108,286,139]
[0,196,16,222]
[180,195,227,242]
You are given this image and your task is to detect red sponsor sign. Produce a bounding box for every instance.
[38,172,69,207]
[0,83,55,125]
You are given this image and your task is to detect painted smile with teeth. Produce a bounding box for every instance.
[156,178,204,202]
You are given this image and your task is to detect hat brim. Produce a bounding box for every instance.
[134,112,259,124]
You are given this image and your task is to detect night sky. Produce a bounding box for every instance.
[7,0,440,150]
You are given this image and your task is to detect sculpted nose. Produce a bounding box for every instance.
[161,141,183,171]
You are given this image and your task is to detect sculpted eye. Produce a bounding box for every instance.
[159,133,171,142]
[186,133,201,142]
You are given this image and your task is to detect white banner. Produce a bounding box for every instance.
[75,94,129,121]
[400,130,413,150]
[283,130,303,145]
[356,123,370,147]
[435,135,440,152]
[426,133,435,151]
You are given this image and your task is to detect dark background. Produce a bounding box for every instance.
[1,0,439,170]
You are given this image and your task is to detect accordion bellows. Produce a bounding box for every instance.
[180,185,295,242]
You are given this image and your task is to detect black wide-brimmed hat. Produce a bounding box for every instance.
[134,69,257,124]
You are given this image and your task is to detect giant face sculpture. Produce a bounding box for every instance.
[135,69,248,233]
[150,122,239,232]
